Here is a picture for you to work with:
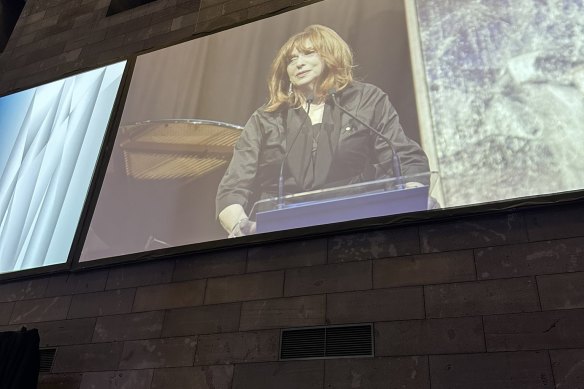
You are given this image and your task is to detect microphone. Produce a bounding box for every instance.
[328,89,404,189]
[278,95,314,209]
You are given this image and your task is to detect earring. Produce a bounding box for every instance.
[288,83,293,96]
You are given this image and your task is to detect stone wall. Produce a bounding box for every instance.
[1,1,584,388]
[0,202,582,388]
[0,0,316,95]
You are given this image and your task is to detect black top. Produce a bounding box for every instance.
[216,81,429,217]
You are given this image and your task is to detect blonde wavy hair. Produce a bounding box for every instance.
[264,25,354,112]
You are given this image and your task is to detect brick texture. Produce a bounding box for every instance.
[430,351,554,389]
[132,280,206,311]
[10,296,71,324]
[537,272,584,310]
[328,226,420,263]
[550,348,584,389]
[284,261,371,296]
[375,317,485,356]
[68,289,135,319]
[195,330,279,365]
[475,237,584,280]
[151,366,234,389]
[326,287,424,324]
[173,249,247,281]
[425,277,540,318]
[525,202,584,241]
[205,272,284,304]
[93,311,164,342]
[52,342,123,373]
[106,260,174,289]
[324,357,429,389]
[119,337,197,369]
[232,360,324,389]
[420,213,527,252]
[247,238,326,271]
[240,295,325,330]
[162,303,241,337]
[373,250,476,288]
[484,309,584,351]
[80,370,154,389]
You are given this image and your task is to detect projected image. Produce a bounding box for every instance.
[410,0,584,206]
[81,0,424,261]
[0,61,126,273]
[216,24,430,237]
[80,0,584,263]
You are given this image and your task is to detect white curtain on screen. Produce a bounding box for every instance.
[0,62,125,273]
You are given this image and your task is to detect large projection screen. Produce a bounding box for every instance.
[0,61,127,273]
[80,0,584,263]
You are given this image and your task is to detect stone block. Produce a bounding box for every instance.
[93,311,164,342]
[420,213,527,253]
[19,14,59,36]
[91,40,145,65]
[105,13,154,39]
[476,237,584,279]
[106,260,174,289]
[247,239,327,272]
[10,296,72,324]
[171,10,199,31]
[538,272,584,310]
[196,330,279,365]
[151,366,234,389]
[232,360,324,389]
[324,356,429,389]
[173,249,247,281]
[485,309,584,351]
[32,318,96,347]
[525,202,584,241]
[0,278,48,302]
[425,277,540,318]
[119,337,197,369]
[430,351,553,389]
[162,303,241,337]
[68,289,135,319]
[327,287,424,324]
[80,370,153,389]
[247,0,296,21]
[376,317,484,356]
[205,271,284,304]
[284,261,371,297]
[549,348,584,389]
[133,280,205,312]
[38,373,82,389]
[240,295,325,331]
[0,302,14,325]
[328,226,420,263]
[52,343,123,373]
[373,250,476,288]
[44,270,108,297]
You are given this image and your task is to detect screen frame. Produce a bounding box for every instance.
[0,58,134,281]
[1,1,584,280]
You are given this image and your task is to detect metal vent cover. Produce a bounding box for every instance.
[280,324,373,360]
[39,348,57,373]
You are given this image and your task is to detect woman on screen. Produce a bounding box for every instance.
[216,25,429,237]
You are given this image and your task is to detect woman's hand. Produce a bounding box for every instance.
[228,218,257,238]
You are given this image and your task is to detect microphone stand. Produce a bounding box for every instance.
[328,89,404,190]
[278,96,314,209]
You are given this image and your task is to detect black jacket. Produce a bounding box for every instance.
[216,81,429,216]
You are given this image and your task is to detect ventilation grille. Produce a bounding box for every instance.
[39,348,57,373]
[281,324,373,360]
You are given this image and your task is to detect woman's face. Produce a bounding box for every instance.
[286,42,324,96]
